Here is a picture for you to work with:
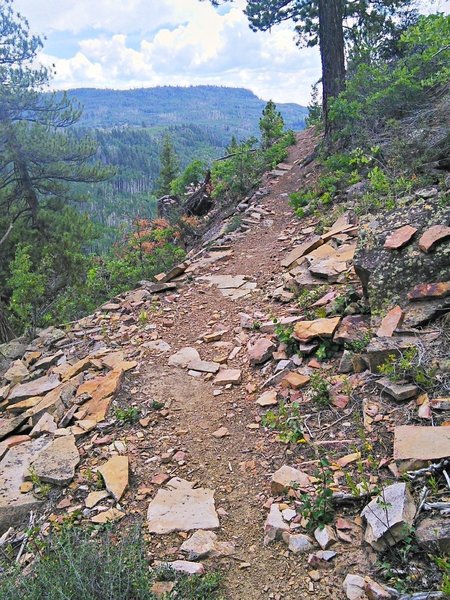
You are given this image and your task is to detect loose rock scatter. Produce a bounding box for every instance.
[0,128,449,600]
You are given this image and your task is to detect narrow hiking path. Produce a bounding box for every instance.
[3,127,448,598]
[115,129,368,599]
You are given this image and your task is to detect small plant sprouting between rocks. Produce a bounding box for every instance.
[114,406,141,424]
[273,320,298,356]
[297,457,335,531]
[296,286,328,312]
[344,330,373,354]
[224,215,243,234]
[378,347,437,390]
[152,400,165,410]
[262,400,305,444]
[27,468,51,499]
[309,372,331,406]
[0,525,224,600]
[138,309,149,324]
[434,556,450,597]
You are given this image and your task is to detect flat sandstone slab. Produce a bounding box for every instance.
[98,455,129,501]
[0,437,51,533]
[29,435,80,485]
[293,317,341,343]
[394,426,450,461]
[147,477,219,534]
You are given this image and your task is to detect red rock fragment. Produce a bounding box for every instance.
[280,372,310,389]
[418,225,450,253]
[311,290,337,307]
[376,306,404,337]
[151,473,170,485]
[383,225,417,249]
[407,281,450,301]
[308,358,321,369]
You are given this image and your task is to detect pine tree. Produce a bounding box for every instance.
[156,134,179,196]
[259,100,285,149]
[206,0,416,137]
[0,0,111,341]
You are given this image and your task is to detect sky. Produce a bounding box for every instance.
[12,0,450,106]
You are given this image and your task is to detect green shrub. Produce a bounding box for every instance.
[0,526,223,600]
[224,215,243,234]
[262,400,305,444]
[309,372,331,406]
[297,458,335,530]
[114,406,140,423]
[329,14,450,144]
[378,347,436,390]
[170,159,207,197]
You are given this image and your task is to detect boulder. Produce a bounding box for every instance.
[30,413,57,438]
[393,425,450,465]
[333,315,371,345]
[376,306,404,337]
[0,437,51,533]
[281,236,323,268]
[154,560,205,576]
[314,525,337,550]
[180,530,235,560]
[286,533,313,554]
[280,372,310,389]
[3,360,29,384]
[0,413,30,441]
[256,390,278,407]
[339,350,354,373]
[187,359,220,374]
[364,336,415,374]
[408,281,450,300]
[418,224,450,252]
[90,508,125,524]
[353,197,450,326]
[151,582,175,598]
[7,375,60,404]
[384,224,417,249]
[375,378,418,401]
[85,490,109,508]
[343,574,366,600]
[213,369,242,386]
[98,455,129,501]
[0,338,27,378]
[363,577,393,600]
[76,369,124,423]
[168,347,201,368]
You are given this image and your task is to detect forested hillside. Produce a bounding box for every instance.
[68,86,307,133]
[70,86,307,240]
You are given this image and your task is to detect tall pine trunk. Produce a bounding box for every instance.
[318,0,346,140]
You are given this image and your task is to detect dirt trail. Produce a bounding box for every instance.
[117,130,366,599]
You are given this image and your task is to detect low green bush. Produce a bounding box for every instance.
[0,526,224,600]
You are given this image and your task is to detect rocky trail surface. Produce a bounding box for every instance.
[0,129,449,599]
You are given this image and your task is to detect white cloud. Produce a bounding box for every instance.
[19,0,321,104]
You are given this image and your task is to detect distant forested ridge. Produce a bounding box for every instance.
[67,86,307,133]
[64,86,307,244]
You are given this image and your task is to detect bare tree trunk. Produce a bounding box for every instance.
[0,304,15,344]
[318,0,346,140]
